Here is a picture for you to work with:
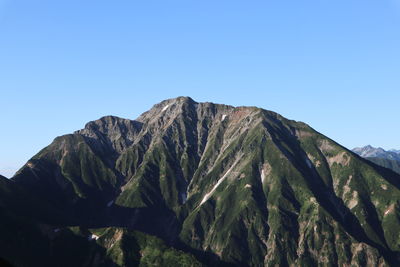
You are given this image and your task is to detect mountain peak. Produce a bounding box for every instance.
[137,96,196,121]
[156,96,196,109]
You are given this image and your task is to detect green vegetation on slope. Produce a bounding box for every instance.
[2,97,400,266]
[366,157,400,175]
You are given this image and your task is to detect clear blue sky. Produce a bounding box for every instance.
[1,0,399,177]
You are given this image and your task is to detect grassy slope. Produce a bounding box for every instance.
[366,157,400,175]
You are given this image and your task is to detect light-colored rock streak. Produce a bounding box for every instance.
[260,162,271,185]
[181,192,187,204]
[199,155,242,206]
[161,104,170,112]
[384,204,395,216]
[221,114,227,121]
[305,158,313,169]
[88,234,99,241]
[261,169,266,184]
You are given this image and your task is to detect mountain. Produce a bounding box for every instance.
[352,145,400,161]
[2,97,400,266]
[352,146,400,175]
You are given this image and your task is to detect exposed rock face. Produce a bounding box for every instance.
[2,97,400,266]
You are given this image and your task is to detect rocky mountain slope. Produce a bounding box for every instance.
[352,146,400,174]
[2,97,400,266]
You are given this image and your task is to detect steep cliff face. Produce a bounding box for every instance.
[4,97,400,266]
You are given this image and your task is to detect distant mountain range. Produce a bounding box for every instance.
[1,97,400,266]
[352,145,400,161]
[352,145,400,174]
